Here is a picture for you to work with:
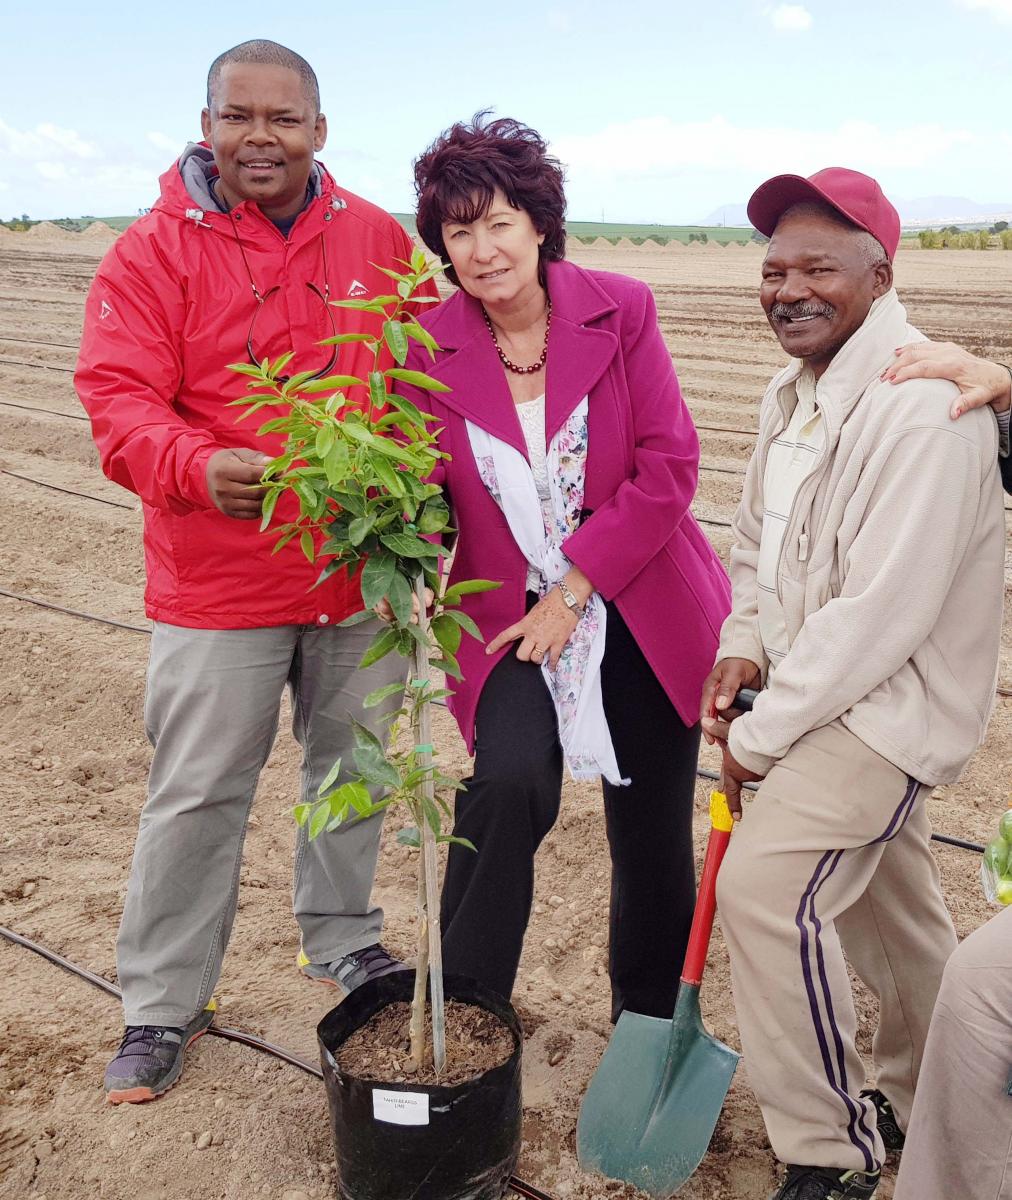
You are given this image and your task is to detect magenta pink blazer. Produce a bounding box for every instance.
[404,259,731,751]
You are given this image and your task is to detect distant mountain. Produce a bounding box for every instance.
[701,196,1012,229]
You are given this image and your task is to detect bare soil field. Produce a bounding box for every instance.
[1,230,1010,1200]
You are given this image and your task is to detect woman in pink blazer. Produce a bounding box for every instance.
[400,115,731,1020]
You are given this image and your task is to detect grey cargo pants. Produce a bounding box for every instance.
[116,619,405,1027]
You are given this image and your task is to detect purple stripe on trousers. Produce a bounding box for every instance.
[794,776,923,1174]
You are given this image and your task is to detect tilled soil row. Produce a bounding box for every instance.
[1,238,1009,1200]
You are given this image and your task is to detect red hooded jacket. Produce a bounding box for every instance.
[76,146,433,629]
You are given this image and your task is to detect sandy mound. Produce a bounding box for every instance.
[80,221,118,243]
[26,221,75,241]
[663,239,686,251]
[614,237,636,249]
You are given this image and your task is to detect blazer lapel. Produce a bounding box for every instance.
[427,333,529,458]
[544,319,617,444]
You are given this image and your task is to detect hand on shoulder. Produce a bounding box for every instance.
[883,341,1012,419]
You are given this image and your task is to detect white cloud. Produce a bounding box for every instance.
[955,0,1012,20]
[0,118,98,161]
[36,162,69,181]
[553,115,991,177]
[767,3,813,30]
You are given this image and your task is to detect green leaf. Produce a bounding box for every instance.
[418,496,450,534]
[442,578,502,606]
[352,718,385,754]
[438,835,477,852]
[358,625,398,669]
[329,297,398,312]
[385,367,451,393]
[293,802,312,826]
[228,362,268,379]
[432,652,463,681]
[432,613,462,655]
[317,756,344,797]
[323,439,351,485]
[315,423,336,459]
[380,531,445,559]
[410,246,427,272]
[309,803,330,840]
[383,320,410,366]
[363,680,407,709]
[299,374,364,394]
[441,608,482,641]
[341,781,374,816]
[370,455,406,497]
[384,393,430,426]
[360,553,397,609]
[403,321,439,361]
[259,487,280,531]
[369,370,388,411]
[348,514,376,546]
[338,608,375,627]
[317,331,375,347]
[386,569,414,626]
[396,826,421,849]
[300,531,315,562]
[353,746,402,790]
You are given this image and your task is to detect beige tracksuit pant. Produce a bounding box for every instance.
[893,904,1012,1200]
[716,720,957,1172]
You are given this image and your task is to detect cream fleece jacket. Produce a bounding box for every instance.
[718,289,1006,787]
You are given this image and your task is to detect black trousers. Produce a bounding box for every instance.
[440,599,701,1021]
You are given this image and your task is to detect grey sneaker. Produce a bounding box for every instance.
[104,1002,216,1104]
[769,1166,880,1200]
[297,943,408,997]
[860,1088,905,1153]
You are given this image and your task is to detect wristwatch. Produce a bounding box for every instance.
[557,579,586,617]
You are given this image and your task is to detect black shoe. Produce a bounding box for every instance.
[768,1165,880,1200]
[298,943,408,997]
[860,1088,904,1153]
[104,1001,216,1104]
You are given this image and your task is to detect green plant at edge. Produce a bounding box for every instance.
[226,247,499,1076]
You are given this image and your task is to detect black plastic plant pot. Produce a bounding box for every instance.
[318,971,523,1200]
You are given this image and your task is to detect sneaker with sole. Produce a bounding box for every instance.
[860,1088,905,1153]
[298,943,408,997]
[104,1001,216,1104]
[769,1165,880,1200]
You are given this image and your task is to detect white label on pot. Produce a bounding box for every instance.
[372,1088,430,1126]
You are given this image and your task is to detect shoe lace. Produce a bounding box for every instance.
[118,1025,179,1052]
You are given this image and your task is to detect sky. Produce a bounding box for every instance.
[2,0,1011,224]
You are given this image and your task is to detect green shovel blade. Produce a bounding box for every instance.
[576,983,738,1198]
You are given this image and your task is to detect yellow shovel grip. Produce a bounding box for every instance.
[710,790,734,833]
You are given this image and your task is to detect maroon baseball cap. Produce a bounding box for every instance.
[747,167,901,261]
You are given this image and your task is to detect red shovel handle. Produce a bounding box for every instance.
[680,792,735,987]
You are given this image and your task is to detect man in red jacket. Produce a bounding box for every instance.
[76,39,432,1104]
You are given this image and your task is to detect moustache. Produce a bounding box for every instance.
[770,302,835,321]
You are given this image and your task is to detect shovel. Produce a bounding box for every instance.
[576,789,739,1198]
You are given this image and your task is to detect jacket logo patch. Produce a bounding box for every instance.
[347,279,368,298]
[99,300,113,320]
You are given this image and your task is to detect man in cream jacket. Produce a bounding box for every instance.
[700,168,1006,1200]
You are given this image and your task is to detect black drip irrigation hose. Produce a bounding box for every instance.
[0,356,75,373]
[0,398,89,420]
[0,587,150,634]
[3,588,1008,820]
[0,923,556,1200]
[0,335,80,351]
[1,468,135,510]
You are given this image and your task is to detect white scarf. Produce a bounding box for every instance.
[466,398,628,785]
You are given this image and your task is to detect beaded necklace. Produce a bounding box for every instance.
[482,301,552,375]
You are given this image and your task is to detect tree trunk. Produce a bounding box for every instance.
[407,573,446,1075]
